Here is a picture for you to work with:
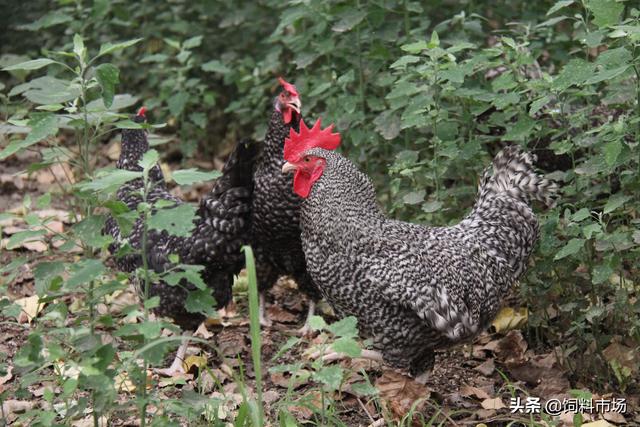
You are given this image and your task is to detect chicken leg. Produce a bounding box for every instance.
[155,333,192,377]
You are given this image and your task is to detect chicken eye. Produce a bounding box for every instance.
[304,157,310,162]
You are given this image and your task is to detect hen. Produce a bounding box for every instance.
[282,120,557,378]
[251,77,320,331]
[105,107,256,375]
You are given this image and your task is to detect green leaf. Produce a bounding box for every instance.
[603,140,622,166]
[66,259,106,289]
[585,0,623,28]
[390,55,421,69]
[168,91,189,116]
[401,41,429,54]
[17,11,72,31]
[185,289,217,317]
[0,114,59,160]
[547,1,574,16]
[554,238,585,260]
[6,230,47,249]
[572,208,591,222]
[603,194,631,214]
[73,215,110,248]
[585,65,629,85]
[95,63,119,108]
[138,321,162,339]
[529,96,550,116]
[592,264,613,285]
[73,34,87,63]
[25,113,59,145]
[422,200,443,213]
[139,149,159,177]
[201,60,231,74]
[148,204,196,237]
[327,316,358,338]
[2,58,56,71]
[172,168,222,185]
[313,365,343,390]
[97,38,144,58]
[17,76,81,104]
[33,261,65,294]
[77,169,142,192]
[330,337,361,357]
[552,59,595,91]
[351,381,378,396]
[583,223,601,239]
[503,115,535,141]
[332,10,366,33]
[308,315,327,331]
[403,190,425,205]
[428,31,440,48]
[183,35,203,49]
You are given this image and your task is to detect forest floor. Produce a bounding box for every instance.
[0,139,638,426]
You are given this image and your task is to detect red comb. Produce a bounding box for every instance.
[137,107,147,117]
[284,119,341,162]
[278,77,299,97]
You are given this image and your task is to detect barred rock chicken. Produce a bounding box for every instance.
[251,77,320,331]
[105,107,256,375]
[282,120,557,378]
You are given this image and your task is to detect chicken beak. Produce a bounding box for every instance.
[282,162,297,174]
[287,97,301,114]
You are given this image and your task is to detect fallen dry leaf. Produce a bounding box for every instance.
[474,359,495,376]
[0,366,13,387]
[2,400,35,422]
[532,374,570,399]
[16,295,44,323]
[266,305,298,324]
[460,385,491,400]
[480,397,505,410]
[269,369,311,389]
[194,322,213,339]
[375,370,430,421]
[494,330,527,364]
[582,420,614,427]
[2,236,48,253]
[107,141,121,160]
[35,163,75,185]
[603,410,626,424]
[71,415,109,427]
[183,355,208,373]
[602,342,638,374]
[217,329,247,357]
[263,389,280,406]
[36,209,75,223]
[490,307,528,333]
[115,371,152,393]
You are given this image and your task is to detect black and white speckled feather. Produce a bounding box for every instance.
[250,108,320,301]
[297,145,557,376]
[104,113,257,331]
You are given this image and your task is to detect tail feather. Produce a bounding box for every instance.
[209,138,258,197]
[461,145,558,282]
[476,145,558,209]
[184,138,257,265]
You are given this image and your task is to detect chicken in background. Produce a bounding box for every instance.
[104,107,257,376]
[250,77,321,333]
[282,119,557,380]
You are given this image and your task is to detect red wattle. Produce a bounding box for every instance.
[283,108,292,124]
[293,169,311,198]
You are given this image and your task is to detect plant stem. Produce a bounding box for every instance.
[242,246,264,427]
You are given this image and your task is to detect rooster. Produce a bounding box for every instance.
[282,120,557,378]
[105,107,257,376]
[250,77,320,331]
